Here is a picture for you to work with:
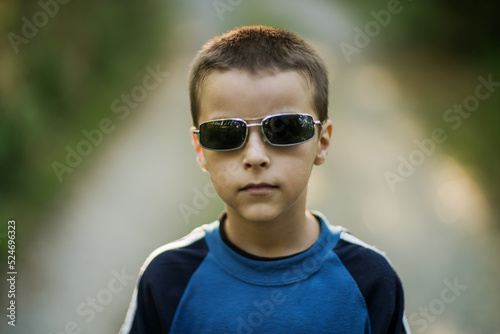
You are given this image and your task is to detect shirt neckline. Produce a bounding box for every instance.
[218,212,317,262]
[203,211,341,286]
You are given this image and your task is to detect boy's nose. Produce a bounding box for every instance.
[242,128,270,169]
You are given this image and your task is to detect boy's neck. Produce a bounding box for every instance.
[223,207,321,259]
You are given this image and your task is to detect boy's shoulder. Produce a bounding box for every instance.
[137,223,214,283]
[331,226,403,299]
[327,221,407,333]
[319,211,401,284]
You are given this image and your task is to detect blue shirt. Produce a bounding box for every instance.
[120,212,410,333]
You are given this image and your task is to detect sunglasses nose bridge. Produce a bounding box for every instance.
[246,123,262,129]
[244,123,269,145]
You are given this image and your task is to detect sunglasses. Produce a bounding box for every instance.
[192,113,322,151]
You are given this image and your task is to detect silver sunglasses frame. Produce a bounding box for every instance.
[192,113,322,151]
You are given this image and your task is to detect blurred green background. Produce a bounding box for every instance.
[1,0,499,333]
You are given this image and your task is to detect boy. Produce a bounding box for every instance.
[120,25,410,334]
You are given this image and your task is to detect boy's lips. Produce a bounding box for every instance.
[239,183,278,195]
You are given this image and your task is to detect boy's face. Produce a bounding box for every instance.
[192,70,332,223]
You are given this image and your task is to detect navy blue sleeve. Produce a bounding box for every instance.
[334,238,408,334]
[125,238,209,334]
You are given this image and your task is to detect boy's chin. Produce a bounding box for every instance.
[228,204,286,224]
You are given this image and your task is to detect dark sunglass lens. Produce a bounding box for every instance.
[263,114,315,145]
[199,120,246,150]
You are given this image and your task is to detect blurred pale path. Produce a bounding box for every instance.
[4,1,499,333]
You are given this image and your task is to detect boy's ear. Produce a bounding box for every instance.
[191,127,208,172]
[314,119,333,166]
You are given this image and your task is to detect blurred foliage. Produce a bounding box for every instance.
[338,0,500,225]
[0,0,174,236]
[341,0,500,58]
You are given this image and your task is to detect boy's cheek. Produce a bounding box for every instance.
[208,161,242,189]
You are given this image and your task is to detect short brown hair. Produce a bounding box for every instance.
[188,25,329,126]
